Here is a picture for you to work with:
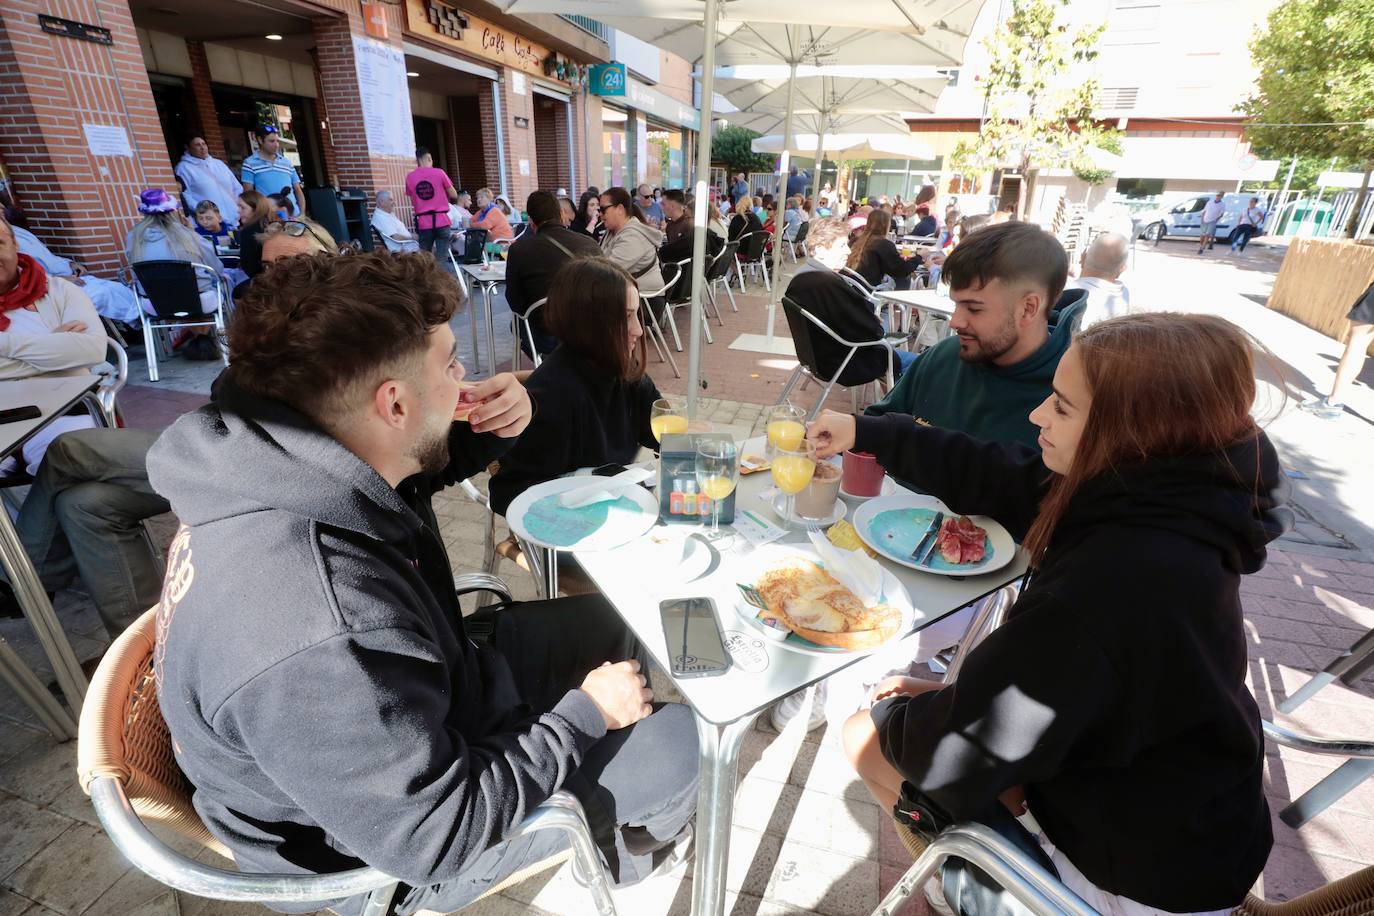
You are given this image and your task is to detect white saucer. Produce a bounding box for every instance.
[772,493,847,527]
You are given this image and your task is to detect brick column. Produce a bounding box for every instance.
[550,97,572,193]
[311,15,407,205]
[477,86,501,197]
[570,91,588,195]
[0,0,177,274]
[307,47,340,188]
[185,41,225,158]
[498,73,537,207]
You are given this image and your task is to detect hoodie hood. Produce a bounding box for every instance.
[1058,431,1292,574]
[147,375,421,544]
[618,219,663,247]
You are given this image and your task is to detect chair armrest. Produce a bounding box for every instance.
[1263,720,1374,758]
[454,572,513,605]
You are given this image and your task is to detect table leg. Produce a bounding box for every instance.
[468,281,483,374]
[0,635,77,739]
[541,547,558,600]
[0,510,86,718]
[690,711,760,916]
[484,283,498,376]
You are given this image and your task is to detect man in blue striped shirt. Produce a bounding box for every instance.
[240,125,306,217]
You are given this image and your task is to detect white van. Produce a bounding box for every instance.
[1137,193,1264,242]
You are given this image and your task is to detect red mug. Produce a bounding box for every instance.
[842,450,885,497]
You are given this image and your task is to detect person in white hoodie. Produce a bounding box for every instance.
[175,136,243,229]
[1066,231,1132,330]
[597,186,664,294]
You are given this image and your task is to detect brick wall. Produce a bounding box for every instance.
[308,47,340,188]
[532,96,570,195]
[0,0,178,274]
[185,41,225,159]
[499,77,536,206]
[476,87,501,197]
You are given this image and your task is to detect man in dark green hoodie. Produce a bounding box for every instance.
[866,221,1086,451]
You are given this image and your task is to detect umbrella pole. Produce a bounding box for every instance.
[685,0,720,419]
[812,123,826,201]
[764,51,799,344]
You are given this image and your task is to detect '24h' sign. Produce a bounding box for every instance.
[590,62,626,97]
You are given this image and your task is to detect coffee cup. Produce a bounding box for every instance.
[794,460,842,519]
[841,450,885,497]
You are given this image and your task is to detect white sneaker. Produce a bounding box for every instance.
[769,687,827,733]
[1299,397,1345,420]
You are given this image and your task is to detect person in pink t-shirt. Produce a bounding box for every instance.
[404,147,458,265]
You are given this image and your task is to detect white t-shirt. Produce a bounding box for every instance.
[1067,276,1132,330]
[371,208,420,252]
[1201,199,1227,223]
[449,204,473,231]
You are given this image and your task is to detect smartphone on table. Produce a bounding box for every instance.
[659,597,731,678]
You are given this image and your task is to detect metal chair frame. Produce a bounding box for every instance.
[774,297,896,421]
[82,578,618,916]
[510,297,547,372]
[660,257,723,352]
[706,240,740,314]
[637,267,682,378]
[735,230,772,292]
[126,261,230,383]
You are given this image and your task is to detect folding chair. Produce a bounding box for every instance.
[661,256,723,350]
[78,602,619,916]
[511,297,547,371]
[127,261,230,383]
[706,240,740,313]
[94,339,130,428]
[775,297,896,421]
[791,220,811,262]
[637,268,684,377]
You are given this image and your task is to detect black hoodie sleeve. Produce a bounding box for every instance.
[854,413,1048,540]
[869,239,920,281]
[874,605,1119,820]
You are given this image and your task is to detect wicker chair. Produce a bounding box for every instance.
[78,600,617,915]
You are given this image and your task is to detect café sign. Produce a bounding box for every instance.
[408,0,566,82]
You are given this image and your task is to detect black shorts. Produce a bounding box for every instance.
[1349,282,1374,325]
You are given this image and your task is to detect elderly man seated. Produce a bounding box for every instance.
[1067,231,1132,330]
[151,250,697,916]
[11,222,140,324]
[370,191,421,253]
[0,215,107,476]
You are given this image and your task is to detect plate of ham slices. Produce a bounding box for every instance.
[852,494,1017,576]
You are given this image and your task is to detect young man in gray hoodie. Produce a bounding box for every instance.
[150,250,696,915]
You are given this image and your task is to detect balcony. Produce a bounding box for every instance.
[559,14,609,42]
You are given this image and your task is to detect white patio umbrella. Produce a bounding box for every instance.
[751,131,939,161]
[723,109,912,136]
[485,2,984,417]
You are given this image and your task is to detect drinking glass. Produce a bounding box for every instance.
[650,397,689,445]
[695,439,739,543]
[764,403,806,452]
[769,442,816,527]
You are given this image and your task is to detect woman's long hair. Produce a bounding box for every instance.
[1022,313,1261,563]
[130,211,207,264]
[847,208,892,269]
[543,256,646,382]
[238,190,276,227]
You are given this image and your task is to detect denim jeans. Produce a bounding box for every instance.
[6,428,168,637]
[940,802,1060,916]
[418,225,455,273]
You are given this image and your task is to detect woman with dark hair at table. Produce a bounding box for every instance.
[571,189,602,239]
[598,187,664,297]
[488,257,660,516]
[848,208,922,290]
[233,189,278,290]
[810,312,1285,916]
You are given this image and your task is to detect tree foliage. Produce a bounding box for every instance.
[711,125,774,174]
[951,0,1118,211]
[1240,0,1374,164]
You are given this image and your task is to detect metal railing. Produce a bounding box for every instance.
[559,14,609,42]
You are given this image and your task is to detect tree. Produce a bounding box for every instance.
[711,125,773,176]
[950,0,1116,217]
[1241,0,1374,237]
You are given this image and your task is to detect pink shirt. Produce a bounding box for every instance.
[404,167,454,230]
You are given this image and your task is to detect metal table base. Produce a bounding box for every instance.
[690,712,761,916]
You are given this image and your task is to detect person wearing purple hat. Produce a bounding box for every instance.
[125,188,225,319]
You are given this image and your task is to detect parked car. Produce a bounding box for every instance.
[1135,193,1263,243]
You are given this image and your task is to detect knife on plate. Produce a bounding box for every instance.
[909,511,945,563]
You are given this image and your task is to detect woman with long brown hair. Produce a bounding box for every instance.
[847,207,922,290]
[808,313,1288,915]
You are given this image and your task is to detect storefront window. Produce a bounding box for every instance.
[643,125,683,190]
[603,107,628,189]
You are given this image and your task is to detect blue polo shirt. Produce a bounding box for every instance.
[240,153,303,213]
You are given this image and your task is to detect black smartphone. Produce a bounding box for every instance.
[659,597,731,678]
[0,405,41,425]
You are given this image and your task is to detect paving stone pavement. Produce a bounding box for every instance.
[2,240,1372,914]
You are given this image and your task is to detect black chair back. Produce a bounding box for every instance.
[793,221,811,246]
[461,228,489,264]
[130,261,210,319]
[739,231,768,263]
[707,241,739,281]
[781,297,824,377]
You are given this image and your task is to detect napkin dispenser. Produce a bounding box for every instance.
[658,433,736,525]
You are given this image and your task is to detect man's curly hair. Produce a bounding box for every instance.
[227,251,462,426]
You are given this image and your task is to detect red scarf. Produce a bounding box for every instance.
[0,254,49,331]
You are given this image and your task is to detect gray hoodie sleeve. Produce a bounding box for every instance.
[217,621,606,885]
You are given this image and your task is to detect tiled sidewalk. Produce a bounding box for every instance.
[2,246,1373,914]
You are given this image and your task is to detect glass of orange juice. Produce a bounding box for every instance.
[695,438,739,543]
[764,403,806,452]
[650,397,689,444]
[769,442,816,527]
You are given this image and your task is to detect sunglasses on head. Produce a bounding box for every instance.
[267,219,335,253]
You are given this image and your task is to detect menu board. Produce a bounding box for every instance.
[352,36,416,159]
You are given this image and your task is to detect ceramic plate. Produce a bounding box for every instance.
[852,493,1016,576]
[730,545,913,657]
[507,477,658,551]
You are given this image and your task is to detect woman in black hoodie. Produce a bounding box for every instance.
[809,313,1288,915]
